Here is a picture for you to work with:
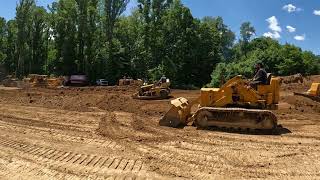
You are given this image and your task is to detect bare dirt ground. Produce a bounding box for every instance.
[0,76,320,180]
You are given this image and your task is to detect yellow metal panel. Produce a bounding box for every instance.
[257,77,280,105]
[199,76,280,109]
[267,93,273,104]
[257,85,271,94]
[271,78,280,104]
[200,88,225,107]
[308,83,320,96]
[201,88,220,92]
[200,89,214,107]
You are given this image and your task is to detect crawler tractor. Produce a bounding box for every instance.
[133,79,171,100]
[160,74,280,131]
[294,83,320,102]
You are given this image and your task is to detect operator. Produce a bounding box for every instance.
[250,62,267,89]
[158,75,167,85]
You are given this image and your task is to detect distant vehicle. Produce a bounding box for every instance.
[96,79,109,86]
[63,75,89,86]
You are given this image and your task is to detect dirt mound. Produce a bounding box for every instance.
[310,75,320,82]
[279,73,304,84]
[96,94,169,117]
[280,75,319,93]
[281,95,320,113]
[0,86,142,112]
[97,111,174,143]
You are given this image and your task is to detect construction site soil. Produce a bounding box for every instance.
[0,75,319,179]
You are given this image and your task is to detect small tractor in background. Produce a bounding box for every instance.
[133,78,171,100]
[1,76,22,88]
[47,77,64,88]
[24,74,48,88]
[24,74,64,88]
[118,78,143,87]
[0,66,22,87]
[294,83,320,102]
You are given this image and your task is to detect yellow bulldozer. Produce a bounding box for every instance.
[160,74,280,131]
[118,78,143,86]
[24,74,64,88]
[25,74,48,88]
[294,83,320,102]
[133,78,171,100]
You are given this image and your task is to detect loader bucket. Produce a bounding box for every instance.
[159,97,191,128]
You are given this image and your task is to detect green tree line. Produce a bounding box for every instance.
[0,0,319,87]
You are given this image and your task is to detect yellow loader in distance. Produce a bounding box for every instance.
[132,78,171,100]
[294,83,320,102]
[160,74,280,131]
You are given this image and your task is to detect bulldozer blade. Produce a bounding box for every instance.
[159,97,191,128]
[294,92,320,103]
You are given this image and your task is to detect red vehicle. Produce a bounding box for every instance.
[63,75,89,86]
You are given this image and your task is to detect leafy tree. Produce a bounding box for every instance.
[16,0,35,77]
[30,6,48,74]
[4,20,18,74]
[239,22,255,57]
[137,0,173,69]
[86,0,101,81]
[202,17,235,61]
[240,22,255,43]
[302,51,320,75]
[103,0,129,84]
[76,0,89,73]
[161,0,198,86]
[0,17,7,65]
[276,44,304,75]
[49,0,78,75]
[114,10,144,78]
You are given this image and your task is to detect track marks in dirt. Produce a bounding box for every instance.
[0,114,94,133]
[0,116,123,151]
[0,103,103,130]
[0,137,151,179]
[0,155,75,180]
[139,139,320,178]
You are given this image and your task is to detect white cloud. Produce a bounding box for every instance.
[266,16,282,32]
[286,25,296,33]
[283,4,302,13]
[314,10,320,16]
[263,16,281,39]
[294,34,306,41]
[263,32,281,39]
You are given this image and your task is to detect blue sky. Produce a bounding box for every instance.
[1,0,320,54]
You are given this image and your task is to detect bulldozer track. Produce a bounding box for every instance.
[194,107,278,130]
[0,137,147,175]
